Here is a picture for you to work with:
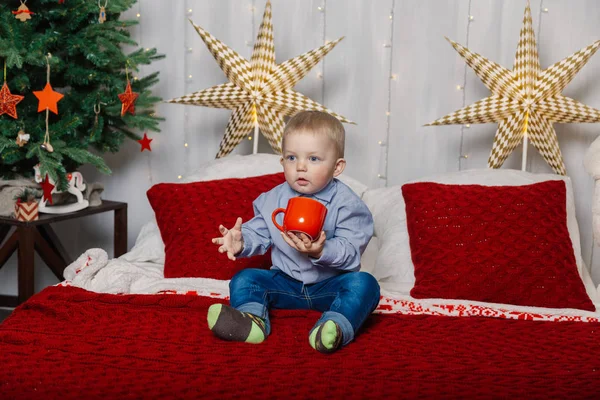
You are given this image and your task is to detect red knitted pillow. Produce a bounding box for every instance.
[147,173,285,279]
[402,180,595,311]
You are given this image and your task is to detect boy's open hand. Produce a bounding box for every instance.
[281,231,326,259]
[211,217,244,261]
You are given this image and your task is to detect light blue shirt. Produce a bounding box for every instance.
[238,178,374,284]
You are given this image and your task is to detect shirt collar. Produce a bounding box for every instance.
[287,178,337,204]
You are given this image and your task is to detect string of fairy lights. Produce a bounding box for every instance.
[530,0,547,171]
[457,0,473,171]
[246,0,256,143]
[377,0,396,187]
[179,3,194,180]
[135,1,154,185]
[317,1,327,103]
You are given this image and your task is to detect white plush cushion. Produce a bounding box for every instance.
[362,186,413,292]
[584,135,600,179]
[133,153,377,274]
[583,137,600,247]
[363,168,598,305]
[122,221,165,265]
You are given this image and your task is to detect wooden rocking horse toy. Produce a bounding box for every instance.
[33,164,89,214]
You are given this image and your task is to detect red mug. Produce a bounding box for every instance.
[271,197,328,241]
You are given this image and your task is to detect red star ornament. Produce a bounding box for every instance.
[118,81,139,116]
[137,133,153,152]
[0,82,24,119]
[41,174,56,205]
[33,83,64,114]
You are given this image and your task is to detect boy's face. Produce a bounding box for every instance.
[280,131,346,195]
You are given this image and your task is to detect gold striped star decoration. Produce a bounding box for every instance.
[168,0,352,158]
[427,2,600,175]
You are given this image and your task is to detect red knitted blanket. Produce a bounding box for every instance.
[1,286,599,399]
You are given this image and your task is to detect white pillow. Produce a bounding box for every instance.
[362,185,413,292]
[182,153,369,198]
[181,153,283,183]
[363,168,598,305]
[121,220,164,264]
[132,153,376,274]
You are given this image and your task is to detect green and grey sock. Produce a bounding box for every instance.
[207,303,267,344]
[309,320,343,354]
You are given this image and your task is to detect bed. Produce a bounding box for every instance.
[1,154,600,399]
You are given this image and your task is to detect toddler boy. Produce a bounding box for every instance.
[208,111,380,353]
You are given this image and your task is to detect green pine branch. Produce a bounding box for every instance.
[0,136,17,155]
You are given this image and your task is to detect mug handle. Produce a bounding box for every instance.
[271,208,286,232]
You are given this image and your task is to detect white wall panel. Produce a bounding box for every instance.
[3,0,600,296]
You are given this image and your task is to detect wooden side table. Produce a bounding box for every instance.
[0,200,127,307]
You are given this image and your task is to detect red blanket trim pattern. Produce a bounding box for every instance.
[1,286,600,399]
[375,296,600,322]
[56,281,600,323]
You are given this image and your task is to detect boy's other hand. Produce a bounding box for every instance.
[211,217,244,261]
[281,231,326,259]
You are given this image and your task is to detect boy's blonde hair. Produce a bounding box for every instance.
[282,111,345,158]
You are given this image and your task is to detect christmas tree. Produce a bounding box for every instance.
[0,0,164,189]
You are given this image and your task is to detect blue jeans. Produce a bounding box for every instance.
[229,268,381,346]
